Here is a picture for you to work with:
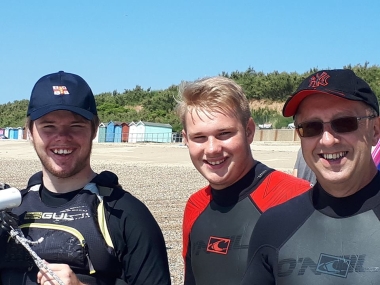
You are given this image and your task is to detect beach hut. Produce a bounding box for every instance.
[143,121,172,143]
[128,121,172,143]
[17,127,23,140]
[9,128,18,139]
[105,121,115,142]
[4,127,10,139]
[113,122,122,143]
[97,123,106,143]
[121,122,130,142]
[22,128,28,140]
[128,121,144,143]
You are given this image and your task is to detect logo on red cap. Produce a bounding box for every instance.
[52,86,69,95]
[308,72,330,88]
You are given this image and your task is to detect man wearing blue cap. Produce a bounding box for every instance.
[241,69,380,284]
[0,71,171,285]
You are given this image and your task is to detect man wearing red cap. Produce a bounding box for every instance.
[241,69,380,284]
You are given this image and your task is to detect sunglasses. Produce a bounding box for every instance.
[296,115,376,138]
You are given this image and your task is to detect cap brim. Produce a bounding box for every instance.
[282,90,344,117]
[29,105,94,121]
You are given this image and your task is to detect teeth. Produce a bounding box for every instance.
[208,159,224,165]
[322,151,347,160]
[53,149,73,155]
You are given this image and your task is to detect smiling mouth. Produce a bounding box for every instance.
[319,151,347,161]
[206,159,225,166]
[52,149,73,155]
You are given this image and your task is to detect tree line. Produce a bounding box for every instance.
[0,63,379,132]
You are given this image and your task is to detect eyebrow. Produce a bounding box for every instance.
[37,118,87,124]
[189,127,234,136]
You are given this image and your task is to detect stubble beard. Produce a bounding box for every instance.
[34,143,93,179]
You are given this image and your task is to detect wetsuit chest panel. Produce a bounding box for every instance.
[190,197,261,284]
[1,189,120,285]
[277,210,380,284]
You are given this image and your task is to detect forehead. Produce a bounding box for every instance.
[185,109,240,129]
[296,93,368,119]
[35,110,88,122]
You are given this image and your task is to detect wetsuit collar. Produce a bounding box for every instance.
[211,161,273,207]
[312,171,380,217]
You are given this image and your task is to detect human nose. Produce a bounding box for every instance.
[320,125,338,146]
[56,127,72,139]
[205,137,221,154]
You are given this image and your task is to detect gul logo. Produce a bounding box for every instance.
[52,86,69,95]
[25,212,42,220]
[41,212,74,221]
[316,253,350,278]
[308,72,330,88]
[207,236,231,255]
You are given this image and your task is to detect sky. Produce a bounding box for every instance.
[1,0,379,104]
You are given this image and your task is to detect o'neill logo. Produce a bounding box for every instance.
[317,253,350,278]
[207,236,231,255]
[278,253,380,278]
[308,72,330,88]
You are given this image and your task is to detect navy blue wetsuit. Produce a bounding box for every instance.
[0,171,171,285]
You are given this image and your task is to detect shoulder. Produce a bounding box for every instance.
[105,187,164,243]
[265,170,312,193]
[186,185,212,211]
[184,185,211,222]
[183,185,211,236]
[105,186,151,215]
[254,191,313,241]
[251,170,311,212]
[246,191,315,266]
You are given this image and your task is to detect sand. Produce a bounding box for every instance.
[0,139,300,284]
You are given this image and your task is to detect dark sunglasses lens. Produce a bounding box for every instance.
[300,121,323,137]
[331,117,358,133]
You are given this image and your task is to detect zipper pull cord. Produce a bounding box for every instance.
[84,240,96,274]
[9,227,66,285]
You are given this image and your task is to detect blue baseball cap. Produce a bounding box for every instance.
[27,71,97,120]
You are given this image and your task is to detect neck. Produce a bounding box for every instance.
[318,166,378,198]
[42,167,97,193]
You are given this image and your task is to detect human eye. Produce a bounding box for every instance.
[71,124,84,128]
[193,135,205,140]
[42,124,55,129]
[190,134,206,142]
[71,122,87,128]
[218,130,233,139]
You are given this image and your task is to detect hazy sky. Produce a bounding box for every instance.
[1,0,379,104]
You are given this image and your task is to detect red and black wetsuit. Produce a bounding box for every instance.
[183,161,311,285]
[241,172,380,285]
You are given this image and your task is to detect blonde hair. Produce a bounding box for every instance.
[176,76,251,130]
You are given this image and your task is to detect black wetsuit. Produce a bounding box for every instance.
[0,171,171,285]
[241,172,380,285]
[183,162,311,285]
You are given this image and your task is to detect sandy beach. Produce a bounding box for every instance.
[0,139,300,284]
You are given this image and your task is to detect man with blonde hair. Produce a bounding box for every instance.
[177,76,310,285]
